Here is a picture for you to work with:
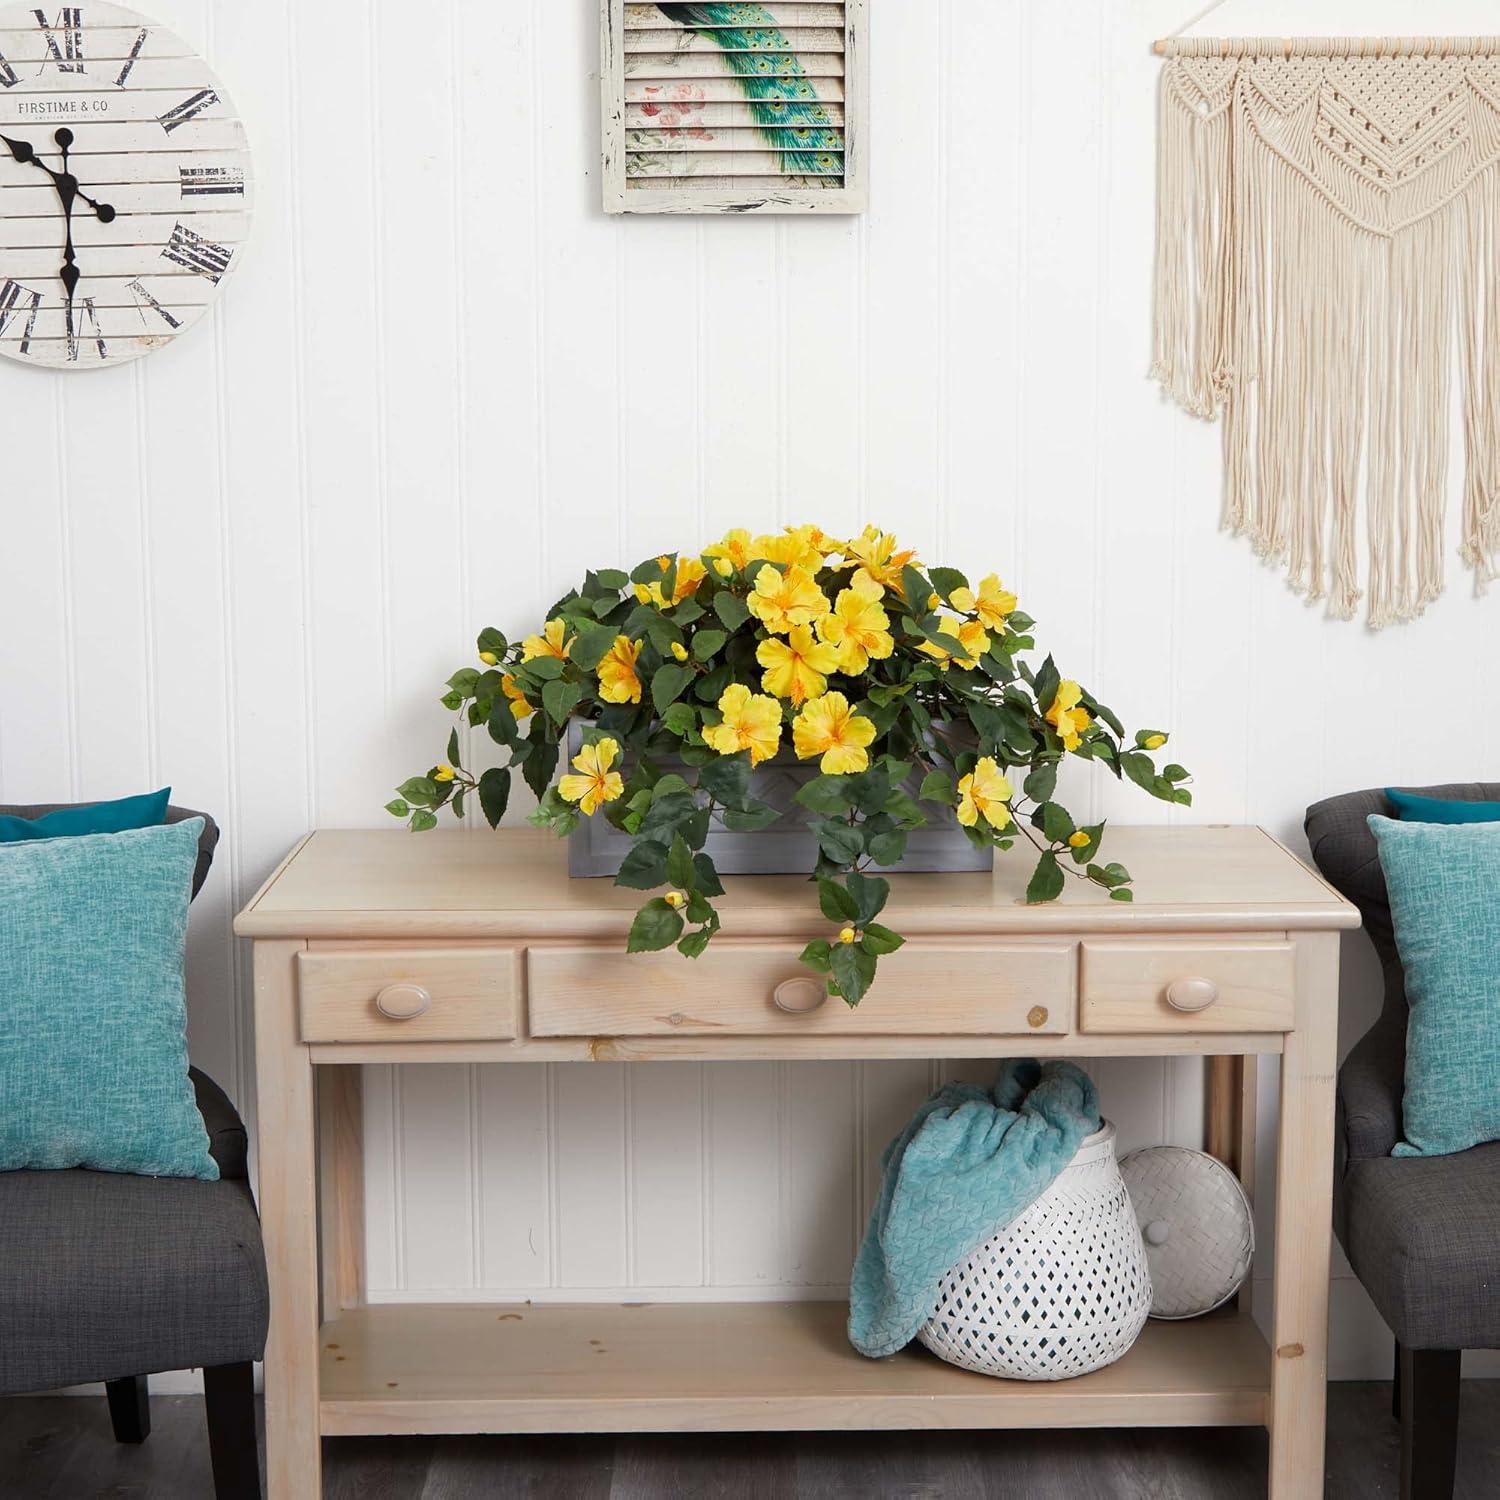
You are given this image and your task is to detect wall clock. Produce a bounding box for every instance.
[0,2,251,369]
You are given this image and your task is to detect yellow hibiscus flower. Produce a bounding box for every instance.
[521,618,573,663]
[792,691,877,774]
[703,528,754,574]
[746,564,831,636]
[633,556,707,608]
[918,616,990,670]
[702,683,783,765]
[956,757,1013,830]
[757,625,839,706]
[817,577,894,675]
[500,673,533,721]
[950,573,1018,632]
[1046,680,1094,750]
[750,525,825,573]
[840,525,918,594]
[596,636,643,705]
[558,737,625,816]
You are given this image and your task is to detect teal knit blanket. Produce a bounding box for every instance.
[848,1059,1100,1358]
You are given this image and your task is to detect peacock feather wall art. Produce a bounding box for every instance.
[601,1,867,214]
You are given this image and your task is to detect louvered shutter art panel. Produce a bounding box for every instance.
[622,3,847,192]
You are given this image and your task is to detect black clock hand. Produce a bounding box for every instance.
[0,130,116,222]
[54,129,80,303]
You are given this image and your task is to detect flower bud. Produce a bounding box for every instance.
[664,891,686,909]
[478,650,499,665]
[838,926,858,944]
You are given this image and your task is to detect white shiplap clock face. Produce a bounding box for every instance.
[0,2,251,368]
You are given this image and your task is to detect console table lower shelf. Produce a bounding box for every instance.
[318,1300,1271,1436]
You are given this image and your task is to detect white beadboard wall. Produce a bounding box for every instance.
[4,0,1500,1387]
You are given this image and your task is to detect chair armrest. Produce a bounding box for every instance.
[191,1067,249,1181]
[1338,1007,1405,1163]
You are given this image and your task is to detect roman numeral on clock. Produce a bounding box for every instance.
[114,26,147,88]
[0,51,18,88]
[65,295,106,362]
[34,7,85,74]
[158,88,218,134]
[0,278,43,353]
[179,164,244,197]
[126,278,181,330]
[161,221,233,282]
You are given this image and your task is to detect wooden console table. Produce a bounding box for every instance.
[235,826,1358,1499]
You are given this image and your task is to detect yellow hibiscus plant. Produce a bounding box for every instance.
[390,525,1191,1005]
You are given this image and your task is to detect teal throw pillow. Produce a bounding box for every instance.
[1385,788,1500,824]
[0,818,217,1178]
[0,787,171,843]
[1369,814,1500,1158]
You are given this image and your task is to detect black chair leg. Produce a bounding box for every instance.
[203,1361,260,1500]
[1393,1337,1402,1420]
[105,1374,150,1444]
[1398,1346,1461,1500]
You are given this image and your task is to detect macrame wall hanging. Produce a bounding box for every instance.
[1152,36,1500,627]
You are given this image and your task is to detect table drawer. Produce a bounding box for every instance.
[1078,940,1296,1034]
[527,941,1074,1036]
[297,948,522,1043]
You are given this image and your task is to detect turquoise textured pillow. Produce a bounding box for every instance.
[1385,788,1500,824]
[0,819,217,1179]
[0,787,171,843]
[1369,814,1500,1158]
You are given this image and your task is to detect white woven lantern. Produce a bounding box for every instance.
[1118,1146,1254,1319]
[916,1121,1152,1381]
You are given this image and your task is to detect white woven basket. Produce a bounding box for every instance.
[916,1121,1152,1381]
[1117,1145,1254,1319]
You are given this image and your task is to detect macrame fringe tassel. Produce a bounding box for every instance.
[1153,62,1500,626]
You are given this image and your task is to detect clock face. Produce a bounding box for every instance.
[0,1,251,369]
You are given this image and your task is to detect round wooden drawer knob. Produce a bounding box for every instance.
[772,977,827,1014]
[1164,977,1219,1012]
[375,983,431,1021]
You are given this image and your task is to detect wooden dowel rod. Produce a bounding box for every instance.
[1155,35,1500,59]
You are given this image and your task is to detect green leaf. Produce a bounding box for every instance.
[928,566,969,601]
[1163,763,1190,783]
[918,770,957,806]
[799,939,833,974]
[817,876,859,923]
[569,623,617,671]
[692,852,725,896]
[678,927,713,958]
[446,668,480,696]
[614,839,670,890]
[486,702,520,747]
[638,790,700,840]
[830,940,877,1005]
[713,591,750,631]
[814,819,864,865]
[524,656,565,683]
[845,768,897,816]
[521,737,559,799]
[685,891,715,924]
[384,798,409,818]
[478,768,511,829]
[651,663,695,715]
[1033,656,1061,714]
[445,728,462,769]
[397,776,439,806]
[867,829,907,867]
[844,871,890,924]
[409,809,438,832]
[900,564,934,610]
[692,628,727,661]
[859,922,905,956]
[1109,887,1135,902]
[452,789,467,820]
[594,568,629,590]
[1068,821,1104,864]
[442,690,465,712]
[542,678,584,726]
[626,898,685,953]
[1023,762,1058,803]
[671,598,705,626]
[722,802,781,832]
[661,702,697,738]
[667,833,696,891]
[697,753,752,811]
[1025,851,1065,904]
[1039,801,1075,843]
[883,789,925,829]
[794,776,853,814]
[477,627,506,657]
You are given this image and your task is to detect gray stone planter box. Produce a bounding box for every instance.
[566,722,991,878]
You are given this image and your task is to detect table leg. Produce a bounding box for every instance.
[254,940,322,1500]
[1267,932,1339,1499]
[318,1064,365,1317]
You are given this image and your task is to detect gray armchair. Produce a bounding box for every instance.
[1305,784,1500,1500]
[0,805,269,1499]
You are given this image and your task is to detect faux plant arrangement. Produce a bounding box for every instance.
[390,525,1191,1004]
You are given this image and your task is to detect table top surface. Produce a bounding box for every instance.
[234,825,1359,941]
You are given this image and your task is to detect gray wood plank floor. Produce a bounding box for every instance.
[2,1381,1497,1498]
